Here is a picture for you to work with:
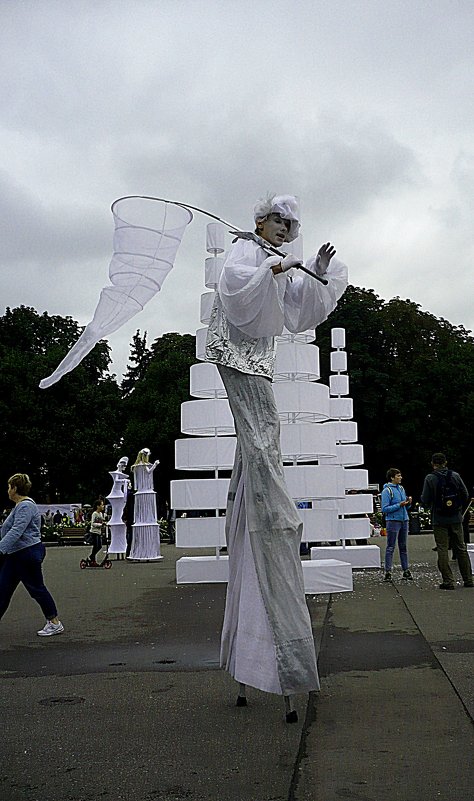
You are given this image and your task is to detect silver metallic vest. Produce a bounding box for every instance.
[205,293,275,379]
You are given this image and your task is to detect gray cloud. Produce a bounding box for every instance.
[1,0,473,378]
[0,170,108,264]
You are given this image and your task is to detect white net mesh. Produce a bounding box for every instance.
[40,197,193,388]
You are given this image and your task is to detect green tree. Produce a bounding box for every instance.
[121,331,198,506]
[0,306,123,502]
[316,287,474,494]
[2,294,472,508]
[121,330,152,396]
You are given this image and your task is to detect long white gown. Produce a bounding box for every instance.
[107,467,128,554]
[206,238,348,695]
[128,461,163,561]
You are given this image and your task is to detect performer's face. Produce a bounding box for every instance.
[257,213,291,246]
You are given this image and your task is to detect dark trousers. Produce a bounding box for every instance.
[0,543,58,620]
[434,523,472,586]
[125,526,133,557]
[89,533,103,561]
[385,520,409,571]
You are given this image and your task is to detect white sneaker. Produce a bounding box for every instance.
[37,620,64,637]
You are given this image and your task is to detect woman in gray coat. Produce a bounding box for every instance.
[0,473,64,636]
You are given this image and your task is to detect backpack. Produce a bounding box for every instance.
[381,485,394,527]
[433,470,463,514]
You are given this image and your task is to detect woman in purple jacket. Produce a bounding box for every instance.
[0,473,64,636]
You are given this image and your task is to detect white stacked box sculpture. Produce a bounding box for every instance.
[172,224,376,591]
[173,224,235,583]
[313,327,380,568]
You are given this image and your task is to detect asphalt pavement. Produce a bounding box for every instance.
[1,534,473,801]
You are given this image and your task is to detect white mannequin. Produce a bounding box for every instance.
[107,456,129,556]
[128,448,163,561]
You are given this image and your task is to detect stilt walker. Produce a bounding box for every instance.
[37,191,347,718]
[205,194,348,720]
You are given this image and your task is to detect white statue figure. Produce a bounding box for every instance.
[128,448,163,562]
[107,456,129,556]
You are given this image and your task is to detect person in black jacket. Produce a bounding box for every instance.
[421,453,473,590]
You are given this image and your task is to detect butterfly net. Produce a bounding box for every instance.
[40,197,193,388]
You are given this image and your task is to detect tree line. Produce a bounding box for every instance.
[0,291,472,508]
[316,286,474,496]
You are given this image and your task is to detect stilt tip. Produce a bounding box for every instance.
[236,695,248,707]
[285,710,298,723]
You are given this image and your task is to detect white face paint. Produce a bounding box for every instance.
[257,213,291,247]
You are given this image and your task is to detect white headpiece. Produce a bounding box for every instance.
[253,194,300,243]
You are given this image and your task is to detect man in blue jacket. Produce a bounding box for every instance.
[381,468,413,582]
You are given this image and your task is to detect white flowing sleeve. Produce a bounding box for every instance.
[218,239,287,337]
[283,255,348,333]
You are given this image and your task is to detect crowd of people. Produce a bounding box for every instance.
[1,457,472,643]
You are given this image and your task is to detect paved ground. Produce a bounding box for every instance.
[1,535,473,801]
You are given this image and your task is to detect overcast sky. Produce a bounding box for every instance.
[1,0,473,381]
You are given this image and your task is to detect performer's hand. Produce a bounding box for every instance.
[280,254,303,273]
[316,243,336,275]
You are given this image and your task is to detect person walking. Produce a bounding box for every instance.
[381,468,413,582]
[88,498,107,565]
[421,453,473,590]
[0,473,64,636]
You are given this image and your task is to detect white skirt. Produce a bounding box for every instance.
[218,365,319,696]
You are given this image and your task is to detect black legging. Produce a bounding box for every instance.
[89,533,102,561]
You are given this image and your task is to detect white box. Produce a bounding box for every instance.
[302,558,353,594]
[310,545,381,569]
[176,555,229,584]
[468,544,474,570]
[176,555,354,593]
[175,517,226,548]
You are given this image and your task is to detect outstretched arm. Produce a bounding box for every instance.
[283,249,348,333]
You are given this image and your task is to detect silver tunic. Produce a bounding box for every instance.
[205,292,276,379]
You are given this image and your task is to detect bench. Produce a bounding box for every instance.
[57,527,88,546]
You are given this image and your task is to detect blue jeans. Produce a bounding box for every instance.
[0,543,58,620]
[385,520,409,571]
